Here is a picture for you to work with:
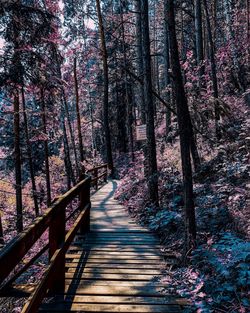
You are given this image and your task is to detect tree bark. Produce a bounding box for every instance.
[163,0,171,135]
[96,0,114,176]
[203,0,220,139]
[120,0,134,160]
[21,87,39,216]
[40,88,51,206]
[0,214,4,245]
[167,0,196,250]
[14,92,23,232]
[195,0,205,81]
[140,0,159,206]
[74,57,85,162]
[224,0,245,91]
[62,89,78,176]
[135,0,146,123]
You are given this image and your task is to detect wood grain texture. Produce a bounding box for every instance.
[38,180,187,312]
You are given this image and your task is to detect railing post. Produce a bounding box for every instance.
[94,168,98,190]
[79,178,91,234]
[104,164,108,182]
[49,205,65,294]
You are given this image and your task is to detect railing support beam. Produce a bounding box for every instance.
[49,208,65,294]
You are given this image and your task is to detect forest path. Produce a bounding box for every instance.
[40,180,188,312]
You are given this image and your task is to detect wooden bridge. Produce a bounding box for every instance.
[0,164,188,312]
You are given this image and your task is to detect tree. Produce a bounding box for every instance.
[74,57,85,163]
[21,87,39,216]
[140,0,159,206]
[134,0,145,123]
[194,0,205,82]
[13,92,23,232]
[203,0,221,140]
[96,0,114,176]
[40,87,51,206]
[167,0,196,250]
[163,0,172,135]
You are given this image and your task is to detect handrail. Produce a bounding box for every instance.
[0,176,90,284]
[87,163,108,172]
[0,163,109,313]
[87,163,108,190]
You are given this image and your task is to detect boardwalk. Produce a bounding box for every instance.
[40,180,187,312]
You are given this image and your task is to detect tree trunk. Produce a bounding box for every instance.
[195,0,205,81]
[247,0,250,62]
[21,87,39,216]
[62,118,74,189]
[140,0,159,206]
[62,89,78,176]
[167,0,196,250]
[135,0,146,123]
[0,214,4,245]
[55,51,78,180]
[224,0,245,91]
[40,88,51,206]
[60,92,75,188]
[88,86,97,158]
[120,0,134,160]
[14,92,23,232]
[163,0,171,135]
[96,0,114,176]
[203,0,220,140]
[73,57,85,162]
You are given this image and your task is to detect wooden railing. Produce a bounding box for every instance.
[0,164,109,313]
[87,163,108,190]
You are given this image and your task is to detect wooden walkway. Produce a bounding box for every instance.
[40,180,187,312]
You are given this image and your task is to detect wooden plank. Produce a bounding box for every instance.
[66,259,164,265]
[65,254,162,260]
[69,249,162,255]
[67,251,163,261]
[66,268,162,275]
[68,247,161,255]
[86,232,154,236]
[43,295,189,305]
[86,233,156,238]
[84,240,159,244]
[65,263,165,269]
[39,303,182,312]
[76,243,161,250]
[89,228,148,232]
[65,280,164,287]
[65,273,162,280]
[63,285,165,296]
[70,247,162,253]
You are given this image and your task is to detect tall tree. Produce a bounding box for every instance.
[194,0,205,81]
[134,0,145,123]
[167,0,196,250]
[203,0,221,139]
[96,0,114,176]
[140,0,159,206]
[163,0,171,134]
[13,92,23,232]
[73,57,85,163]
[21,87,39,216]
[40,88,51,206]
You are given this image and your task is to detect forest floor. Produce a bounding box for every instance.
[114,109,250,312]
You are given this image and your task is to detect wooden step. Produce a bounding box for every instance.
[39,303,182,312]
[65,272,162,281]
